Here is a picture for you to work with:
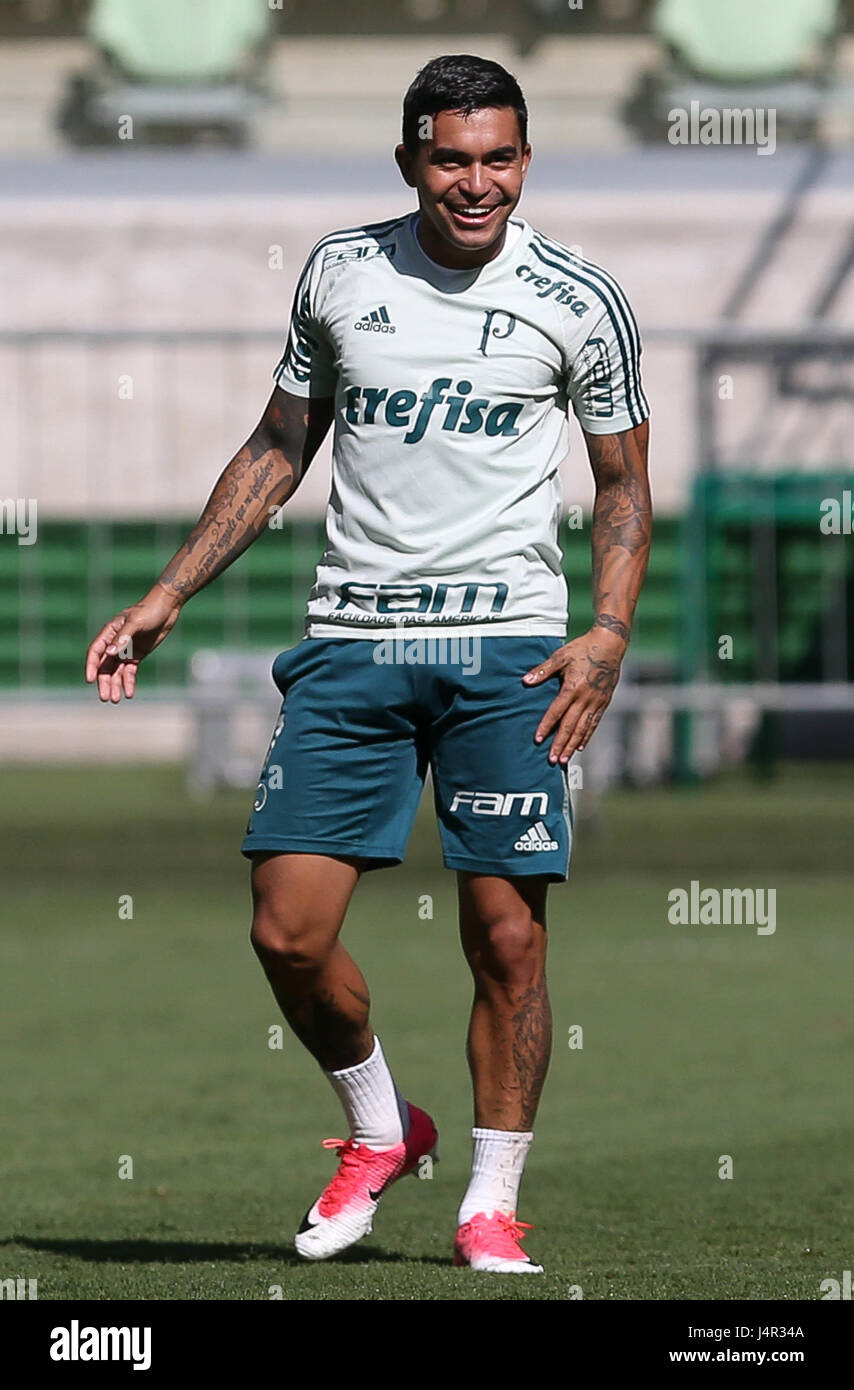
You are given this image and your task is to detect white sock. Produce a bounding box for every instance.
[325,1035,409,1149]
[457,1127,534,1225]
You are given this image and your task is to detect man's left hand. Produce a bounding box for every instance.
[523,627,627,763]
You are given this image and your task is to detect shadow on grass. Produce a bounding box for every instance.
[3,1235,449,1268]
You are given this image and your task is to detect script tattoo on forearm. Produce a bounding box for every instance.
[158,392,323,602]
[587,421,651,667]
[161,453,281,597]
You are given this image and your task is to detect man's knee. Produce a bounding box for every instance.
[467,906,544,986]
[249,853,357,973]
[250,900,333,973]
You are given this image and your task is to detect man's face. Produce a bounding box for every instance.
[396,106,531,267]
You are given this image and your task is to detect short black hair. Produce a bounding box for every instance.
[402,54,528,156]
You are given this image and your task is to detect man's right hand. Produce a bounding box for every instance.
[83,389,333,705]
[84,585,183,703]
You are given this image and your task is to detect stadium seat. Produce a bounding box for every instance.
[58,0,272,147]
[624,0,844,142]
[655,0,839,82]
[88,0,270,82]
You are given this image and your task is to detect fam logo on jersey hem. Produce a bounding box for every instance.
[336,580,508,619]
[343,377,523,445]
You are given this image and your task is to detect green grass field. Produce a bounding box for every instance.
[1,762,852,1301]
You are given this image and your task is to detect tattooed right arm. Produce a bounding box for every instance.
[84,387,333,702]
[157,387,333,603]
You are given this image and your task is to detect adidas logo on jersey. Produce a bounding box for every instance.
[515,822,559,852]
[355,306,396,333]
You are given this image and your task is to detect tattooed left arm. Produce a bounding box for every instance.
[523,419,651,763]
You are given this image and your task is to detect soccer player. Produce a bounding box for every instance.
[85,54,651,1274]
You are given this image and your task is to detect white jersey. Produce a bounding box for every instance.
[273,212,648,639]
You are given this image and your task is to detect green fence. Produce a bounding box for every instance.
[681,471,853,686]
[0,515,681,690]
[4,483,845,695]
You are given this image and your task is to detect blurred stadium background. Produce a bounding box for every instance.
[2,0,853,1302]
[2,0,854,788]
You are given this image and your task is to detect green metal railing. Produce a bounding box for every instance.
[0,514,681,690]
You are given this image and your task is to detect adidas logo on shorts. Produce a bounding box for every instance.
[514,821,559,852]
[354,305,396,333]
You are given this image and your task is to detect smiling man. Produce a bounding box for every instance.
[85,54,651,1275]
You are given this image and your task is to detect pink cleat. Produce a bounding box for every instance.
[294,1102,438,1260]
[453,1210,544,1274]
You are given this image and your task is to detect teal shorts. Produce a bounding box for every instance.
[241,635,573,881]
